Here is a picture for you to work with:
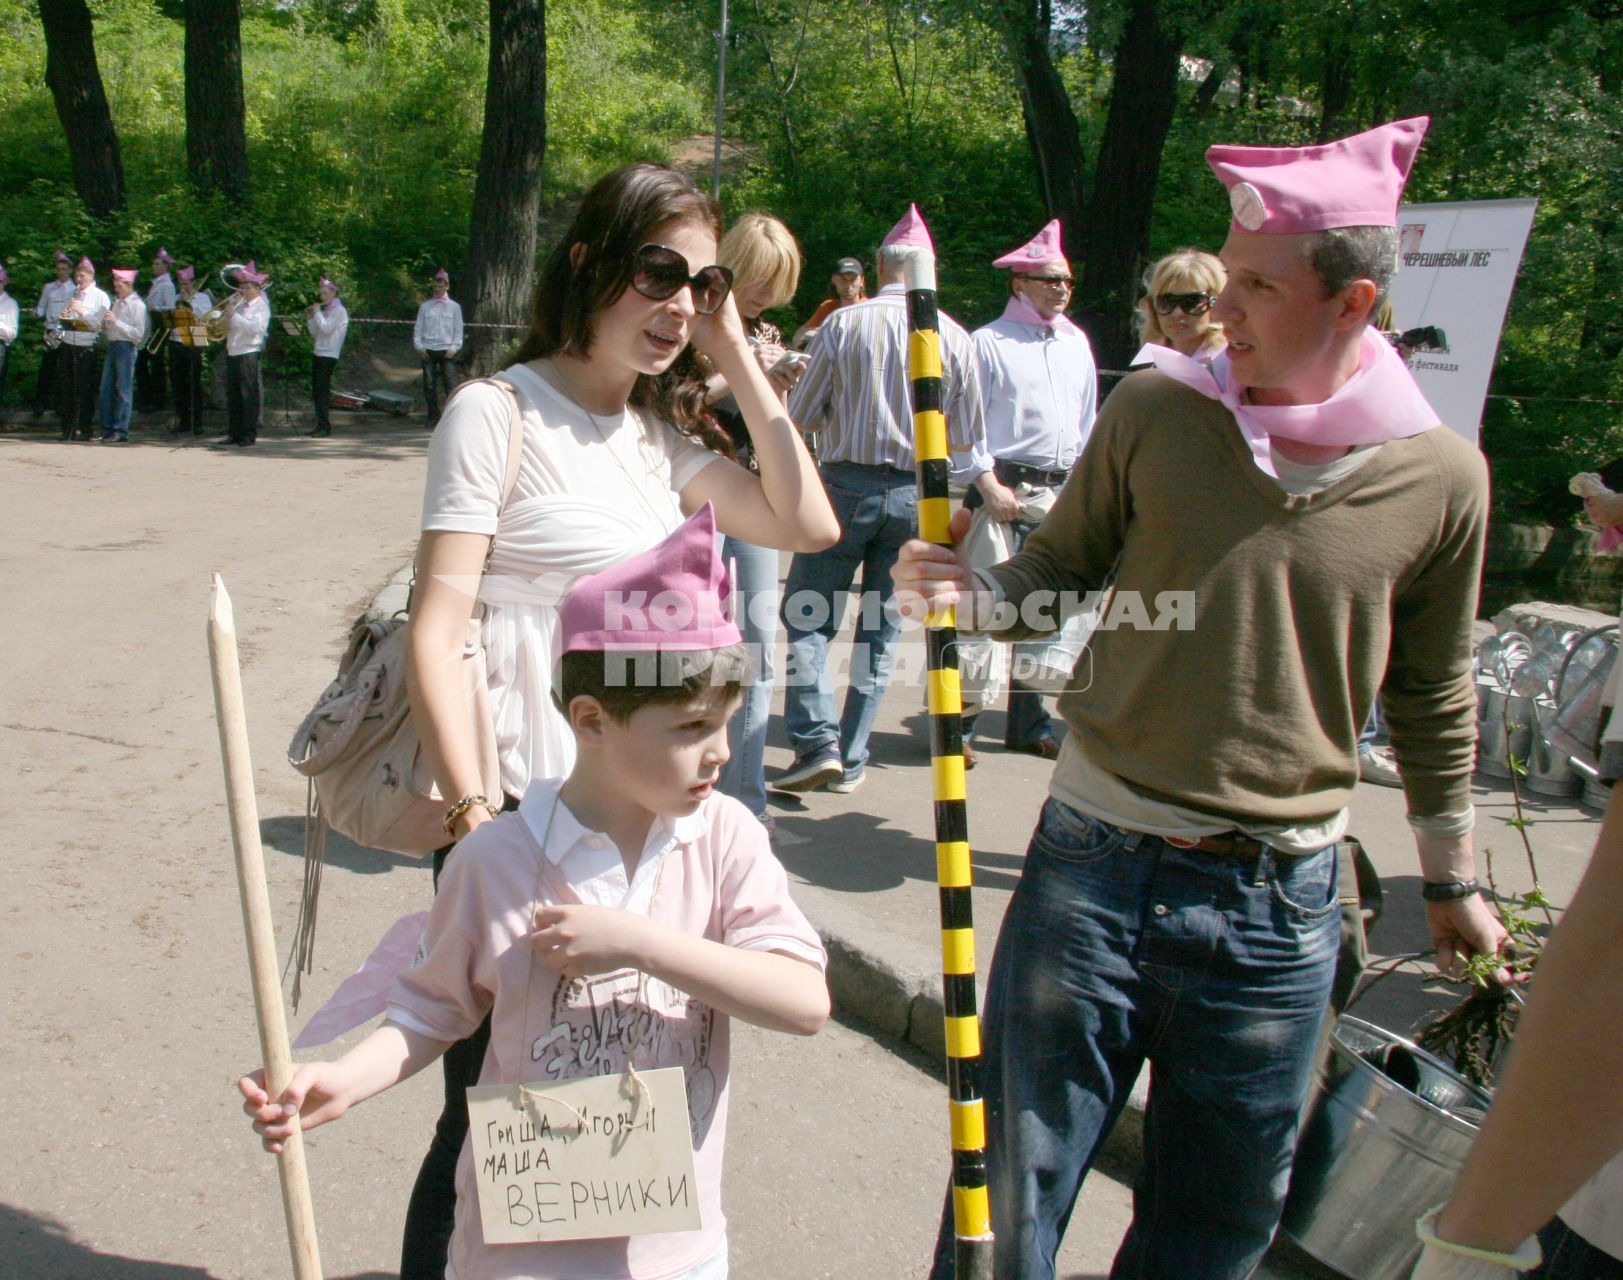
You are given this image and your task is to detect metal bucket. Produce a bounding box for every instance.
[1476,681,1532,778]
[1282,1016,1492,1280]
[1524,698,1580,797]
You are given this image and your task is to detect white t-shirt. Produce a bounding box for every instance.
[421,361,723,793]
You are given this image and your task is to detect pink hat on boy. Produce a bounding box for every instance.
[881,204,934,253]
[1206,117,1429,235]
[237,260,268,285]
[992,219,1065,270]
[559,504,741,654]
[318,275,338,292]
[178,264,196,282]
[111,268,137,284]
[433,268,450,284]
[154,246,175,266]
[54,249,72,266]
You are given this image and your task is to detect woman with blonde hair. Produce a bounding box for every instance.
[706,211,806,833]
[1136,248,1227,361]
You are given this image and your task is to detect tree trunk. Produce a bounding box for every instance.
[184,0,252,206]
[994,0,1090,243]
[1073,0,1184,371]
[462,0,547,376]
[38,0,126,219]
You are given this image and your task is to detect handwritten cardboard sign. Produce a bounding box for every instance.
[466,1067,701,1245]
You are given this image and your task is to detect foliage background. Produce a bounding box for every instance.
[2,0,1619,527]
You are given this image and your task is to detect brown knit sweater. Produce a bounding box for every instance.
[986,369,1488,825]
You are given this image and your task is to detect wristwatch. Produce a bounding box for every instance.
[1420,879,1480,902]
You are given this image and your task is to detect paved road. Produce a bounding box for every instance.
[2,422,1593,1278]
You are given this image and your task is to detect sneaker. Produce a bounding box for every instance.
[774,745,843,792]
[1359,745,1401,788]
[827,764,865,794]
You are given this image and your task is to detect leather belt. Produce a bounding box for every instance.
[994,458,1071,488]
[1163,832,1270,858]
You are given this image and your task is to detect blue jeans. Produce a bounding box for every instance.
[780,462,917,772]
[718,535,780,817]
[930,801,1340,1280]
[98,340,136,437]
[1532,1216,1623,1279]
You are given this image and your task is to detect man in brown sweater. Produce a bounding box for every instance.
[902,118,1511,1280]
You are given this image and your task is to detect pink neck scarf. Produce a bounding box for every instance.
[1001,294,1080,335]
[1136,326,1439,477]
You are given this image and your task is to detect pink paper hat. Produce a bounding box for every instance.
[111,268,137,284]
[54,249,71,266]
[0,264,8,285]
[559,504,741,654]
[177,264,196,282]
[881,204,934,253]
[237,260,267,285]
[153,246,175,265]
[1206,117,1429,235]
[318,275,338,291]
[992,219,1065,269]
[433,267,450,283]
[77,256,95,273]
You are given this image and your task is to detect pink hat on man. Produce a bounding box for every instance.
[77,256,95,274]
[178,264,196,283]
[433,268,450,284]
[237,260,268,285]
[1206,117,1429,235]
[992,219,1065,270]
[0,264,9,286]
[559,504,741,654]
[54,249,72,267]
[318,275,338,292]
[153,246,175,266]
[881,204,934,253]
[111,268,137,285]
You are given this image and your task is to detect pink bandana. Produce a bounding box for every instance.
[1137,327,1439,478]
[1001,293,1080,335]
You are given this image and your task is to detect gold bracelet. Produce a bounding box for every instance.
[444,793,500,837]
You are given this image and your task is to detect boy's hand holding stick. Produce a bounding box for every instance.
[208,574,324,1279]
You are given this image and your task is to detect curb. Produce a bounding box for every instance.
[361,568,1149,1165]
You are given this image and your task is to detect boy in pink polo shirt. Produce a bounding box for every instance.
[242,505,829,1280]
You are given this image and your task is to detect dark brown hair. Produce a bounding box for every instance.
[554,644,751,723]
[511,164,733,456]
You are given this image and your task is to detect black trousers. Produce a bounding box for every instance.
[421,350,457,426]
[59,344,99,438]
[135,344,168,412]
[171,346,206,435]
[311,355,336,433]
[0,341,10,409]
[33,338,58,414]
[225,351,262,443]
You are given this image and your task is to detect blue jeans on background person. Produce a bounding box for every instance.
[719,535,780,820]
[1532,1217,1623,1278]
[780,461,917,778]
[97,340,136,438]
[929,800,1341,1280]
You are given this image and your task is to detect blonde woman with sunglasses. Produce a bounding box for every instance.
[1136,248,1228,361]
[399,163,836,1278]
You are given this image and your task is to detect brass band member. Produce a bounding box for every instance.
[217,261,270,448]
[0,264,16,409]
[137,246,177,413]
[412,266,462,428]
[58,257,109,441]
[304,275,348,437]
[168,266,211,438]
[32,250,74,420]
[97,267,148,443]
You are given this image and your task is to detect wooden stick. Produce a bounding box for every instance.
[209,574,324,1279]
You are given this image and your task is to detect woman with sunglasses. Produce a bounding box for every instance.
[400,163,837,1278]
[1136,248,1228,362]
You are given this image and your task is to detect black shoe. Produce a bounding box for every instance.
[60,431,71,441]
[305,428,331,437]
[1007,736,1061,760]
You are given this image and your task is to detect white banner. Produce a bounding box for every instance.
[1387,198,1537,442]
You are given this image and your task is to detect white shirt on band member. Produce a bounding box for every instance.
[226,293,270,356]
[103,293,149,345]
[146,272,176,313]
[0,293,17,344]
[60,286,110,348]
[414,296,463,352]
[36,279,75,331]
[307,300,349,358]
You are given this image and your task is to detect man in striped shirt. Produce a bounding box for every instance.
[775,205,987,795]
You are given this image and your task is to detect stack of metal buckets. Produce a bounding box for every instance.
[1474,611,1618,804]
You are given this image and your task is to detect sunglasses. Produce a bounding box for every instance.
[630,243,734,315]
[1152,291,1215,316]
[1017,273,1074,288]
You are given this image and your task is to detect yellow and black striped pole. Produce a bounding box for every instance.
[903,235,995,1279]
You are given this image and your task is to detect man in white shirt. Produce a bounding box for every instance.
[137,246,177,414]
[97,267,148,442]
[0,264,17,411]
[59,257,110,441]
[958,220,1098,759]
[219,260,271,448]
[168,265,211,438]
[413,267,463,427]
[33,250,75,420]
[304,275,348,437]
